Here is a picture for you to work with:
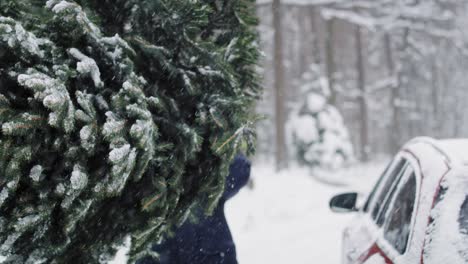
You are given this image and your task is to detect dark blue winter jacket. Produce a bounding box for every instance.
[139,154,251,264]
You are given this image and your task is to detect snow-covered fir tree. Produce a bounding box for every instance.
[288,65,353,171]
[0,0,260,263]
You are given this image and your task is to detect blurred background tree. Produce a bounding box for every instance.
[254,0,468,170]
[287,64,354,173]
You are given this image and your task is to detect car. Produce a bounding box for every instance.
[329,137,468,264]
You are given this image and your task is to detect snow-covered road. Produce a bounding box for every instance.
[226,161,386,264]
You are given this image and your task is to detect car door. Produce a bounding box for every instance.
[342,155,408,264]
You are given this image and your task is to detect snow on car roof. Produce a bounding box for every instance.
[435,139,468,166]
[405,137,468,167]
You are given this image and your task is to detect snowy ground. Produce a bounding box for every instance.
[106,159,386,264]
[226,160,387,264]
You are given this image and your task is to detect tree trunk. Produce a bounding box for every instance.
[431,58,440,137]
[384,33,399,154]
[309,6,321,65]
[325,18,337,105]
[273,0,287,170]
[394,28,410,149]
[299,8,309,73]
[355,25,368,161]
[453,90,462,136]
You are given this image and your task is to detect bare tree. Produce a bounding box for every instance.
[355,24,368,161]
[325,18,337,105]
[273,0,287,170]
[430,56,440,137]
[309,6,321,65]
[383,34,399,154]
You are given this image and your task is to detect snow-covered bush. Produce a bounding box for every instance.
[0,0,259,262]
[288,65,353,171]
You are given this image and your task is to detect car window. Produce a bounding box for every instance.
[452,193,468,261]
[376,163,411,227]
[460,196,468,234]
[363,161,391,213]
[424,174,468,264]
[383,171,417,254]
[370,158,407,221]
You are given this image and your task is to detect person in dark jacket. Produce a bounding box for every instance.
[139,154,251,264]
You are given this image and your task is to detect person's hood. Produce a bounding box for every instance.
[222,154,251,201]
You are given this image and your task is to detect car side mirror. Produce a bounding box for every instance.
[329,193,358,213]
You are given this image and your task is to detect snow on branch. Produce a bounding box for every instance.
[367,77,397,94]
[322,8,376,30]
[69,48,104,88]
[321,0,458,41]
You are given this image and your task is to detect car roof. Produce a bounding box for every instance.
[405,137,468,167]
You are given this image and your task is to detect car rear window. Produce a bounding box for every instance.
[423,170,468,264]
[459,197,468,235]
